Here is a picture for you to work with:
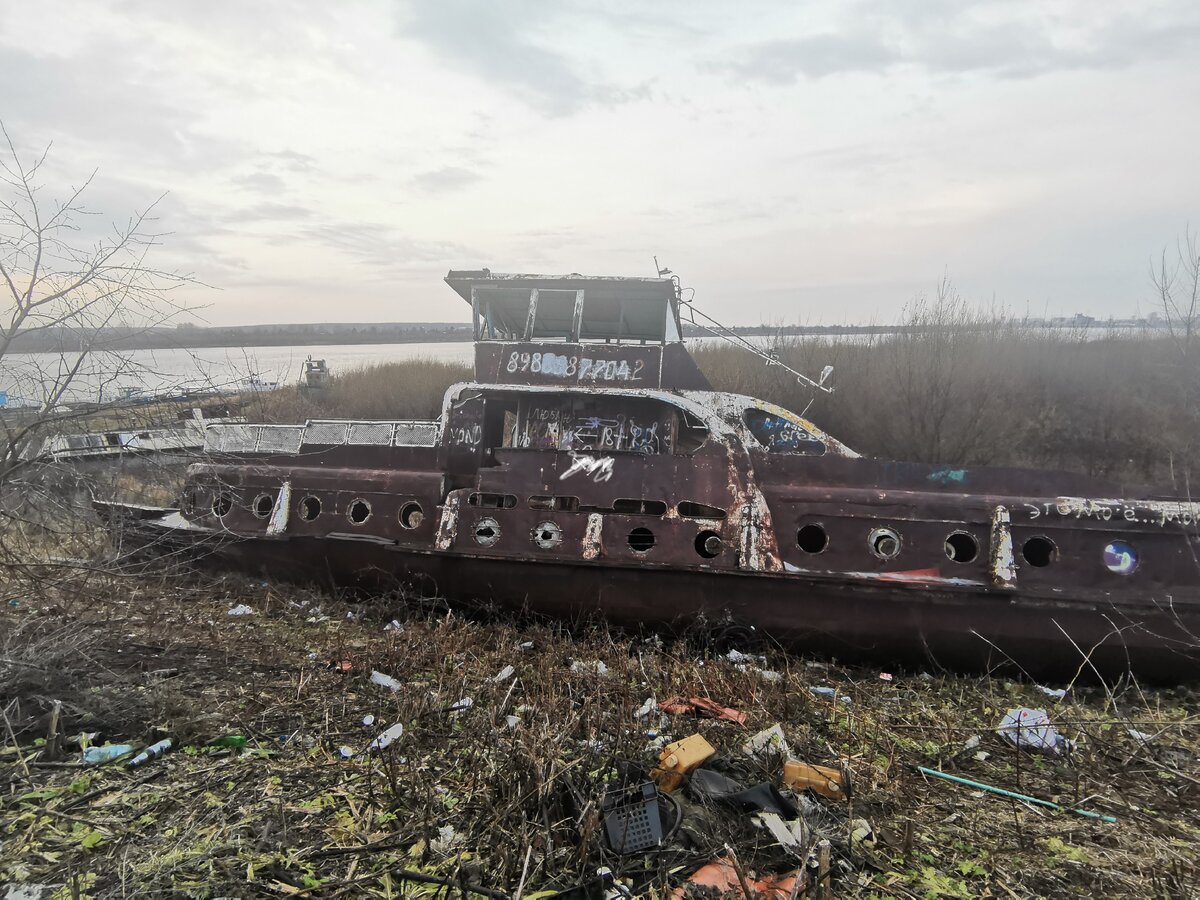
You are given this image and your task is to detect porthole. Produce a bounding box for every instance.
[399,501,424,529]
[1103,540,1138,575]
[945,531,978,563]
[475,517,501,547]
[1022,535,1056,568]
[212,492,233,518]
[628,527,655,553]
[347,498,372,525]
[868,527,901,560]
[253,493,275,519]
[797,523,828,554]
[299,496,321,521]
[695,530,723,559]
[533,521,563,549]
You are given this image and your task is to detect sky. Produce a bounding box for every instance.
[2,0,1198,326]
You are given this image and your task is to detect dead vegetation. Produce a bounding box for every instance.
[255,358,472,425]
[1,572,1197,898]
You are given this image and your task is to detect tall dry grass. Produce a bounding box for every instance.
[694,293,1197,486]
[257,357,471,423]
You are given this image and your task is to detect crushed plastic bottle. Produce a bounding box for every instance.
[83,744,134,765]
[128,738,173,767]
[368,723,404,751]
[370,670,402,692]
[209,735,247,749]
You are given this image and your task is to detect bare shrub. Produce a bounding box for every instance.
[0,125,193,572]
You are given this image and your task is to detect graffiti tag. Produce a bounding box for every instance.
[560,452,614,483]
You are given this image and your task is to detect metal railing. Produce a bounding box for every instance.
[203,419,440,454]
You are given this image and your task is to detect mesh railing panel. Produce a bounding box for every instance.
[393,422,439,447]
[347,422,395,445]
[303,422,350,445]
[256,426,305,453]
[204,424,259,453]
[203,419,439,453]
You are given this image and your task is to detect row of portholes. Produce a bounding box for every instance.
[212,492,425,530]
[474,517,665,554]
[473,518,726,559]
[798,522,985,565]
[796,522,1140,575]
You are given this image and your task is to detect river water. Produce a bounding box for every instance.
[0,341,481,405]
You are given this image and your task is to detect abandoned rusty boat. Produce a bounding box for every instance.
[101,272,1200,680]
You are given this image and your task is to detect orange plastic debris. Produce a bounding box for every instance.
[659,696,747,725]
[671,857,803,899]
[783,758,850,801]
[650,734,716,792]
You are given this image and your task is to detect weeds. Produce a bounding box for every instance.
[1,571,1197,897]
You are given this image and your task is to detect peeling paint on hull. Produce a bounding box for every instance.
[175,531,1200,681]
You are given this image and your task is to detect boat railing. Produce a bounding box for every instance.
[203,419,440,454]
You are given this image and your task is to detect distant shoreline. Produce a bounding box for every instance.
[3,318,1168,354]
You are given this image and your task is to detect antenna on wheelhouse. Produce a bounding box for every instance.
[664,266,835,394]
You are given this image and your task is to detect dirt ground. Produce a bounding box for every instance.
[1,571,1197,898]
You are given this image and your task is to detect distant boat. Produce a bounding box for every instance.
[239,375,280,393]
[300,356,332,392]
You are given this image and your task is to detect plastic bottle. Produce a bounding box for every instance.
[82,744,134,765]
[367,723,404,751]
[127,738,173,767]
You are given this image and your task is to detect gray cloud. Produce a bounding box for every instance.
[298,220,480,276]
[223,202,313,224]
[399,2,589,115]
[720,33,898,82]
[410,166,484,193]
[718,4,1200,83]
[231,172,287,193]
[396,0,655,116]
[0,42,249,169]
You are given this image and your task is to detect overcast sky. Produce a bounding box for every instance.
[3,1,1198,326]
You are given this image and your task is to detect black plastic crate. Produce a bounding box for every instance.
[601,780,663,853]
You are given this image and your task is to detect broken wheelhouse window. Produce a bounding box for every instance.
[743,409,826,455]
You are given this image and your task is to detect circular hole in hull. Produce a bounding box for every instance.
[533,521,563,549]
[628,527,655,553]
[797,523,828,554]
[1022,536,1056,567]
[399,501,423,529]
[347,499,372,525]
[945,531,978,563]
[475,517,501,547]
[868,526,901,560]
[695,530,723,558]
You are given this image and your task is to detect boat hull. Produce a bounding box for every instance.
[147,522,1200,682]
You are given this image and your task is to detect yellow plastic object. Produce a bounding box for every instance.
[651,734,716,792]
[782,758,850,802]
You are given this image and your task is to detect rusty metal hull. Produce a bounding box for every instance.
[111,516,1200,681]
